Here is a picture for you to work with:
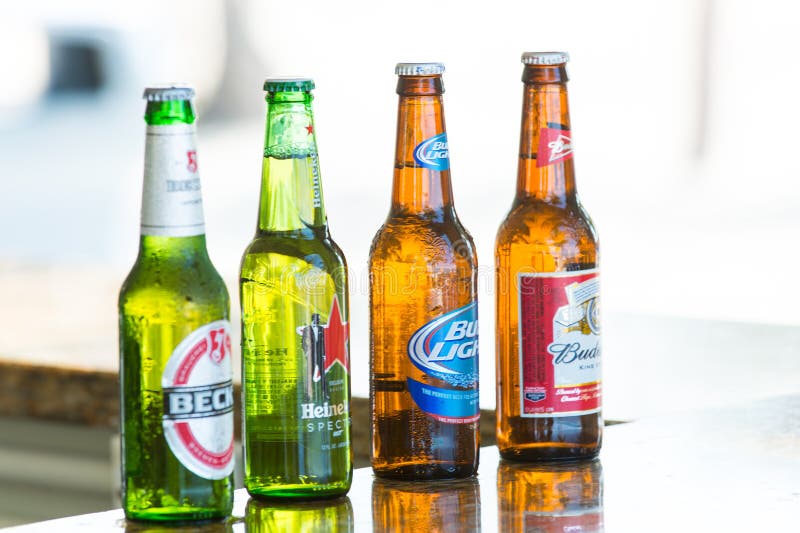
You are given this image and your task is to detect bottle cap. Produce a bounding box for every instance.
[263,78,315,92]
[142,85,195,101]
[521,52,570,65]
[395,62,445,76]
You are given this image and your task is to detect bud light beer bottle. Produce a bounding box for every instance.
[370,63,479,480]
[496,52,602,461]
[119,85,234,522]
[246,496,354,533]
[371,477,481,531]
[497,459,604,532]
[240,78,352,498]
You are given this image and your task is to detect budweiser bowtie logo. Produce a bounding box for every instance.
[537,127,573,167]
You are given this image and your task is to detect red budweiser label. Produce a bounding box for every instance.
[518,269,601,417]
[537,127,573,167]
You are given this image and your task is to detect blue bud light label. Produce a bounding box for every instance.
[406,302,479,424]
[413,132,450,171]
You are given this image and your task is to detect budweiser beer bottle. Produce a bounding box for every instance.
[495,52,602,461]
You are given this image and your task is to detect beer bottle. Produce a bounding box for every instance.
[495,52,602,461]
[497,459,604,532]
[371,477,481,531]
[119,85,234,522]
[245,497,354,532]
[240,78,352,499]
[370,63,479,480]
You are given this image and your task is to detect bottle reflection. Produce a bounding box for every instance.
[245,496,353,533]
[125,518,233,532]
[497,459,603,532]
[371,476,481,532]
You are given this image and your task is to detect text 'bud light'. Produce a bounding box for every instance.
[413,133,450,171]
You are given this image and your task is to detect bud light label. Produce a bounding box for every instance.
[162,320,234,479]
[413,132,450,170]
[518,270,601,417]
[407,303,479,423]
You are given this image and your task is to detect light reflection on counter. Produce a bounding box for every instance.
[245,497,353,533]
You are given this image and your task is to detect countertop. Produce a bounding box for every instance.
[5,395,798,532]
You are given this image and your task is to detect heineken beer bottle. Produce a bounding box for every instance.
[119,85,234,522]
[240,78,352,499]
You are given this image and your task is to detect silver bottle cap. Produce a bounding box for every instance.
[521,52,570,65]
[395,62,445,76]
[143,85,196,101]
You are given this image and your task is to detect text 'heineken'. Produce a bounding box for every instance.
[119,86,234,522]
[240,78,352,499]
[369,63,480,480]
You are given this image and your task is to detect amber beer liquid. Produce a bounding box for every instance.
[495,52,602,461]
[369,63,479,480]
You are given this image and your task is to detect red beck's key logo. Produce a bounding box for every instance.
[537,128,573,168]
[187,150,198,173]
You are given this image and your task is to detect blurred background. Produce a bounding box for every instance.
[0,0,798,526]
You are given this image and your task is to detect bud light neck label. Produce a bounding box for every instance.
[413,132,450,171]
[142,123,206,237]
[536,127,573,168]
[518,270,601,417]
[407,302,479,423]
[162,320,234,479]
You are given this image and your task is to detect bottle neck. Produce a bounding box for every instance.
[257,91,327,234]
[516,64,577,205]
[140,99,207,239]
[390,75,453,218]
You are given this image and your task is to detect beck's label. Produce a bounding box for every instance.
[407,303,479,423]
[162,320,234,479]
[413,132,450,171]
[537,127,573,168]
[518,270,601,417]
[141,123,206,236]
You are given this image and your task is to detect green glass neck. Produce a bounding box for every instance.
[136,234,209,261]
[257,91,327,234]
[144,99,196,126]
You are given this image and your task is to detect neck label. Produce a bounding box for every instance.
[537,127,573,168]
[141,124,206,236]
[413,132,450,171]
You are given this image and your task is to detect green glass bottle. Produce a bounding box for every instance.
[240,78,352,499]
[119,86,234,522]
[245,496,354,532]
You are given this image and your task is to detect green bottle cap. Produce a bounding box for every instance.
[142,85,195,101]
[263,78,315,93]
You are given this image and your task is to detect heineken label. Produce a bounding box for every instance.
[141,123,206,236]
[296,296,351,442]
[406,303,480,424]
[162,320,234,479]
[518,270,601,417]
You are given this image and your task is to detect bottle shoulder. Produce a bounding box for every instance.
[370,213,477,266]
[496,198,598,249]
[241,230,347,275]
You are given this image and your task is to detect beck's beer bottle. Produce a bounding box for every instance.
[369,63,480,480]
[119,86,234,522]
[240,78,352,499]
[495,52,602,461]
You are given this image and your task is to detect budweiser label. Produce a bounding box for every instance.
[162,320,234,479]
[518,269,601,417]
[537,127,573,168]
[141,123,206,236]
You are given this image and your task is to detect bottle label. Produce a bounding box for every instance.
[413,132,450,171]
[406,302,479,423]
[537,127,573,168]
[518,270,601,417]
[524,510,603,532]
[296,295,351,440]
[142,123,206,236]
[162,320,234,479]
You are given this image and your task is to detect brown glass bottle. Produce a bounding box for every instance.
[369,63,479,480]
[495,52,602,461]
[497,459,604,532]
